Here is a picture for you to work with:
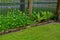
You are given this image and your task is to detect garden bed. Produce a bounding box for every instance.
[0,20,55,35]
[0,9,57,35]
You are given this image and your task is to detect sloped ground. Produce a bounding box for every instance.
[0,23,60,40]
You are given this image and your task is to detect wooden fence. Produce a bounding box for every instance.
[0,0,57,15]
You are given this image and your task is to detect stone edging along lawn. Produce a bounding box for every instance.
[0,20,58,35]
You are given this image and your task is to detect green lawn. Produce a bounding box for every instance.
[0,23,60,40]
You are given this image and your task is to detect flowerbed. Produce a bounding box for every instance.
[0,8,55,32]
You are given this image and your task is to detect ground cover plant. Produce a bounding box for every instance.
[0,23,60,40]
[0,8,55,32]
[0,9,34,32]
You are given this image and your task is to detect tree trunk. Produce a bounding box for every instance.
[57,0,60,21]
[28,0,32,15]
[20,0,25,12]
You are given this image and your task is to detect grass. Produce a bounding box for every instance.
[0,23,60,40]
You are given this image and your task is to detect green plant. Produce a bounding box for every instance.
[36,12,43,22]
[0,8,54,32]
[0,9,34,32]
[32,10,54,22]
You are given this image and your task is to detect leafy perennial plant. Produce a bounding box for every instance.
[0,9,54,32]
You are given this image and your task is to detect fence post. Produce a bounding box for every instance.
[20,0,25,12]
[57,0,60,21]
[28,0,32,15]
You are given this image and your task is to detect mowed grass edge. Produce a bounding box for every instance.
[0,23,60,40]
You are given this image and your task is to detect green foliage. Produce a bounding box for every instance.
[32,10,54,22]
[0,8,54,32]
[36,12,43,22]
[0,9,34,32]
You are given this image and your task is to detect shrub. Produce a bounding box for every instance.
[0,9,34,32]
[32,11,54,22]
[0,8,54,32]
